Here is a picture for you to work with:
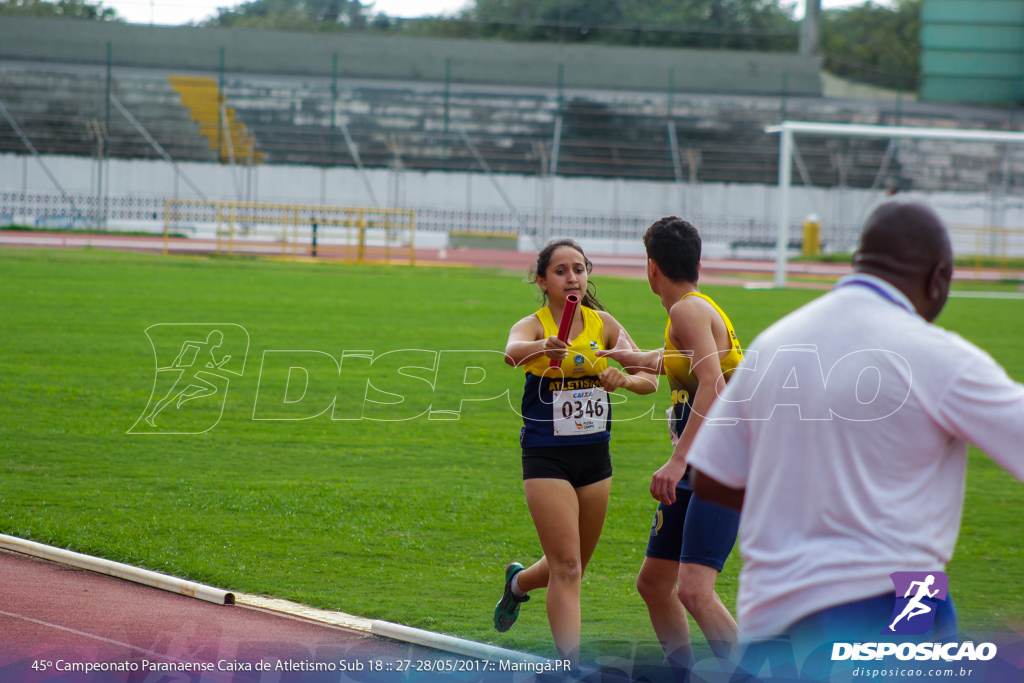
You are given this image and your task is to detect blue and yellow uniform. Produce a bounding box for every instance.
[647,292,743,571]
[519,305,614,487]
[663,292,743,438]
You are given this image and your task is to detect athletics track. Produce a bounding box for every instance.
[0,546,448,680]
[4,544,1022,683]
[1,546,629,683]
[2,230,1022,292]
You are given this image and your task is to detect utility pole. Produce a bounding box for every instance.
[799,0,821,57]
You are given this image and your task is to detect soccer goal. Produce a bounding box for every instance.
[766,121,1024,288]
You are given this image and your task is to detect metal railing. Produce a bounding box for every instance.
[162,198,416,264]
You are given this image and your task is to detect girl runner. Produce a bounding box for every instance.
[495,238,656,665]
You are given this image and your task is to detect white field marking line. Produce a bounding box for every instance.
[0,608,206,665]
[0,235,304,256]
[949,291,1024,300]
[0,608,156,653]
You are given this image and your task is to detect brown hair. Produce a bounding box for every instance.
[528,238,606,311]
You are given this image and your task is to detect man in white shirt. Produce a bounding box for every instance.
[687,202,1024,658]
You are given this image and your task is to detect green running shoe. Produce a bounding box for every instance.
[493,562,530,632]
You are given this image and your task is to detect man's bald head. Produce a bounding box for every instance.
[853,201,954,322]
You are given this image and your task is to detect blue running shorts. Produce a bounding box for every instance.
[645,480,739,572]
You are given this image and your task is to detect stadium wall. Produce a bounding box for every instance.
[0,152,859,228]
[920,0,1024,104]
[0,16,821,97]
[1,153,1014,259]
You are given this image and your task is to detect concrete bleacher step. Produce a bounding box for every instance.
[0,63,217,161]
[2,60,1021,193]
[168,75,263,163]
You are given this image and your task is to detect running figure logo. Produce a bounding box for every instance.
[129,324,249,435]
[886,571,949,635]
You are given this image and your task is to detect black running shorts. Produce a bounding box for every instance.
[521,441,612,488]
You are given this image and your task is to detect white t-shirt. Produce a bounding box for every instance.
[688,273,1024,641]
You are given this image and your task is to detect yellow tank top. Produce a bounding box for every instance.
[521,305,609,379]
[663,292,743,406]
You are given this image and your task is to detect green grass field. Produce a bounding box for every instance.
[1,247,1022,664]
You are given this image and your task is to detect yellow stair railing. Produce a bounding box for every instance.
[169,75,263,164]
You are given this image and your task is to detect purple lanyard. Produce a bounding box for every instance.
[835,278,911,312]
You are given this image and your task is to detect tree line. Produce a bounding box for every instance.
[0,0,922,90]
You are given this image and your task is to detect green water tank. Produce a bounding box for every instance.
[920,0,1024,103]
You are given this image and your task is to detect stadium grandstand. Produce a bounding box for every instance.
[2,9,1024,262]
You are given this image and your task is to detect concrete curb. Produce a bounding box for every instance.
[233,593,549,666]
[0,534,234,605]
[234,593,374,632]
[370,620,551,666]
[1,534,550,667]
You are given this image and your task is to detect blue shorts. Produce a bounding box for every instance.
[734,593,959,682]
[786,591,958,643]
[645,481,739,572]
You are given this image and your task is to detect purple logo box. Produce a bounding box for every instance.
[885,571,950,635]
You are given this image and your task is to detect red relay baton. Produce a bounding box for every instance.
[549,293,581,368]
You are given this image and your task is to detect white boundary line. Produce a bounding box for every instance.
[949,291,1024,300]
[0,606,236,682]
[0,608,175,655]
[1,535,550,666]
[0,608,210,666]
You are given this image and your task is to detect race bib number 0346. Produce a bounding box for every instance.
[552,387,608,436]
